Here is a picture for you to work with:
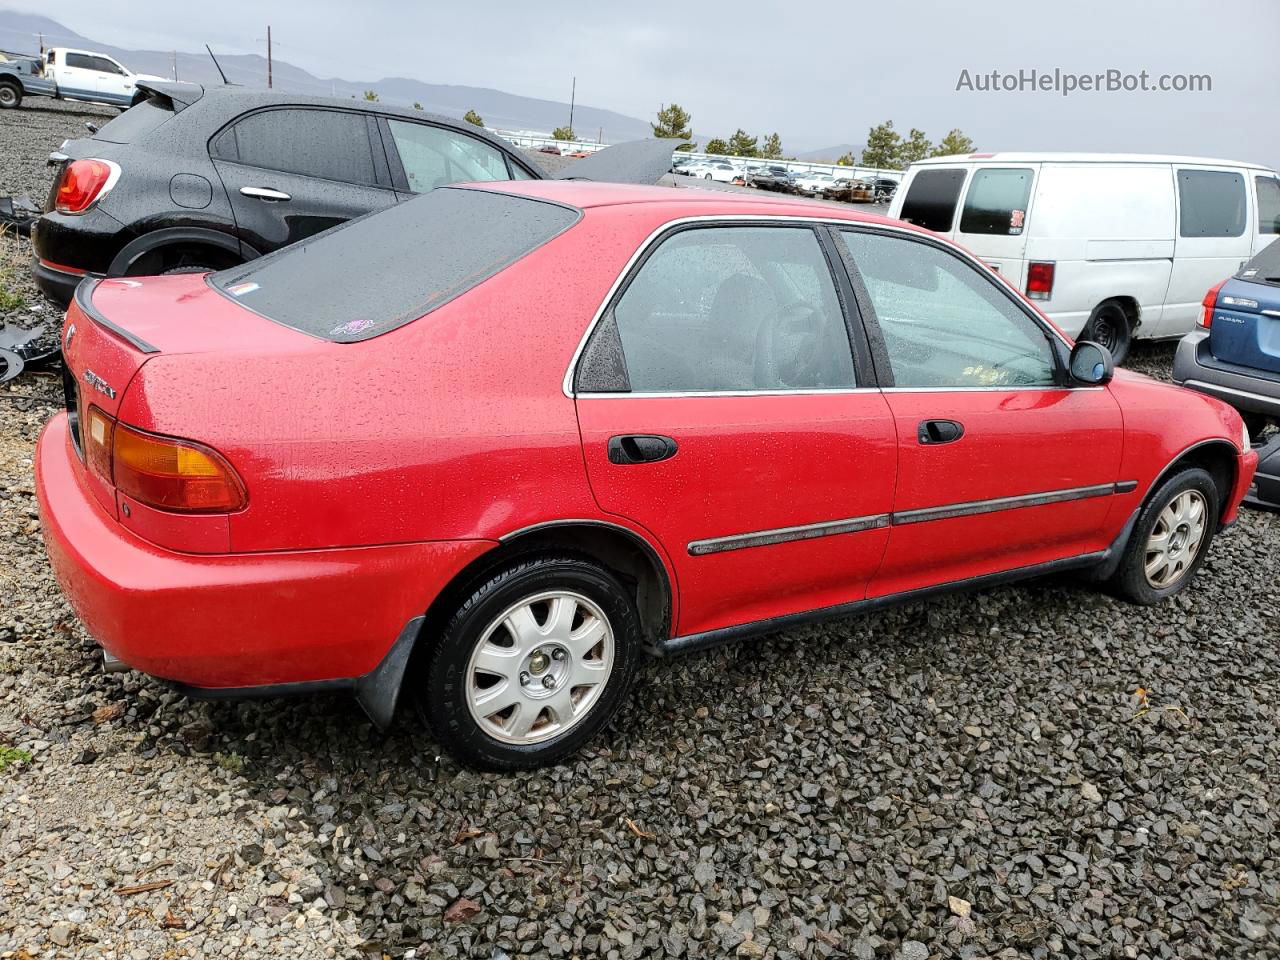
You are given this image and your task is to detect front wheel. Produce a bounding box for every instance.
[419,555,641,770]
[1109,467,1219,604]
[1082,301,1133,365]
[0,82,21,110]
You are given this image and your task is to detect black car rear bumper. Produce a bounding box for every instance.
[32,256,99,309]
[30,208,130,308]
[1173,329,1280,419]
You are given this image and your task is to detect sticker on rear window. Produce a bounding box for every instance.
[331,317,375,337]
[1009,209,1025,234]
[1243,269,1258,277]
[226,282,259,297]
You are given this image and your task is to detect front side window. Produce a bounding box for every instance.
[213,109,378,186]
[840,230,1056,389]
[601,226,856,393]
[1256,176,1280,235]
[95,57,126,75]
[1178,169,1246,238]
[899,168,967,233]
[65,53,93,70]
[387,120,511,193]
[959,168,1033,235]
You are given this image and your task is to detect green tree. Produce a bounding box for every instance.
[897,128,933,167]
[727,128,759,157]
[836,153,855,166]
[652,103,693,151]
[363,90,379,102]
[932,128,975,156]
[704,138,729,155]
[412,101,423,110]
[859,120,901,169]
[551,126,576,141]
[463,109,484,126]
[761,132,783,159]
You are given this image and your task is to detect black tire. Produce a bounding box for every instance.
[419,555,642,770]
[159,264,216,275]
[1109,466,1219,605]
[1082,301,1133,365]
[704,173,713,180]
[0,81,21,110]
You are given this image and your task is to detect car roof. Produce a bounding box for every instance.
[914,151,1275,171]
[459,180,903,224]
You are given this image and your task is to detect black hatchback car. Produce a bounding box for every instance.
[33,82,551,306]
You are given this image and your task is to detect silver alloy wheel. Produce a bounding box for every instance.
[465,590,614,745]
[1144,489,1208,588]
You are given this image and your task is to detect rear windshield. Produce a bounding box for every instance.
[210,188,581,342]
[1239,239,1280,286]
[94,98,174,144]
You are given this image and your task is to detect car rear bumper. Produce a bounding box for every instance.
[1173,329,1280,418]
[31,208,130,307]
[36,412,494,691]
[32,255,97,309]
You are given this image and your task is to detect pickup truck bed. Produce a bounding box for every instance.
[0,52,57,107]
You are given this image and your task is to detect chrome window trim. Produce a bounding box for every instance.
[562,214,1074,400]
[686,481,1137,556]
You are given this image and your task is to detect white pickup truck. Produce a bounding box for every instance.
[0,47,163,110]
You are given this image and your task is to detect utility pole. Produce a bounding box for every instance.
[35,32,44,55]
[267,25,273,88]
[568,76,575,136]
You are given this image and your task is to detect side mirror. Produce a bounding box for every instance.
[1069,340,1114,385]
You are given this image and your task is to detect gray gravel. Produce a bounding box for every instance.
[3,102,1280,959]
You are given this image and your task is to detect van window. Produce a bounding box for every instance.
[959,168,1033,235]
[899,169,967,233]
[1257,176,1280,235]
[1178,170,1246,238]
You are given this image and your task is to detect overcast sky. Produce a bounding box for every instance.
[11,0,1278,162]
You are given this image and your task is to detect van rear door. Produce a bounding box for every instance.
[1165,166,1253,337]
[951,165,1036,287]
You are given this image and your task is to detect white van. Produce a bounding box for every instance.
[887,153,1280,361]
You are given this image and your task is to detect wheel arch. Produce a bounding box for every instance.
[107,226,260,277]
[1146,438,1239,524]
[1096,294,1141,331]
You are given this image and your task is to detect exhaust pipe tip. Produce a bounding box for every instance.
[102,650,130,674]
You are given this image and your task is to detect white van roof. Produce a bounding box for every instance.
[913,152,1274,172]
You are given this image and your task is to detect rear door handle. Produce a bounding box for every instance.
[240,186,291,202]
[918,419,965,445]
[608,435,678,465]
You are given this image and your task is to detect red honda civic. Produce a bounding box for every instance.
[36,181,1257,769]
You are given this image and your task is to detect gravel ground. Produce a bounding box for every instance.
[3,102,1280,959]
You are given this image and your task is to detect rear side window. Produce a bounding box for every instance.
[386,119,511,192]
[213,109,378,186]
[1257,176,1280,235]
[899,168,967,233]
[210,188,579,343]
[65,53,94,69]
[959,168,1033,235]
[93,97,174,144]
[1178,170,1246,237]
[592,226,855,393]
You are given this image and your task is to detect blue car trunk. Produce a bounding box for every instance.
[1210,241,1280,375]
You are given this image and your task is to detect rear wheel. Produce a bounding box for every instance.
[1110,467,1219,604]
[419,555,641,770]
[0,82,21,110]
[159,265,216,275]
[1082,301,1133,364]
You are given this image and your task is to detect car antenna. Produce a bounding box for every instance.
[205,44,231,85]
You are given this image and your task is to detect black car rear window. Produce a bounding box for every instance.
[93,98,174,144]
[210,188,581,342]
[1239,238,1280,286]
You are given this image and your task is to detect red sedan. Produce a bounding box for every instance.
[36,181,1257,769]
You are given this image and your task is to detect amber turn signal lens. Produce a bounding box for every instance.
[112,423,246,513]
[83,405,114,482]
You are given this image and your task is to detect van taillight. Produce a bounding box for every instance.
[54,159,119,214]
[1199,279,1227,329]
[1026,261,1055,301]
[81,406,246,513]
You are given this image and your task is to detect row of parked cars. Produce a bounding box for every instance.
[24,80,1278,770]
[672,155,899,203]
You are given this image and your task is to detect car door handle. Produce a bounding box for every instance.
[240,186,292,202]
[917,419,965,445]
[607,435,678,465]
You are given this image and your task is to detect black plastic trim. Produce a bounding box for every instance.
[662,550,1111,657]
[891,482,1122,525]
[74,278,160,354]
[689,513,889,556]
[106,226,254,277]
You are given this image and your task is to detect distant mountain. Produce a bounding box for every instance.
[0,11,656,142]
[794,143,864,163]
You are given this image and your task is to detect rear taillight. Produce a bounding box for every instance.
[54,159,119,214]
[80,407,246,513]
[1199,279,1228,329]
[1026,261,1055,301]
